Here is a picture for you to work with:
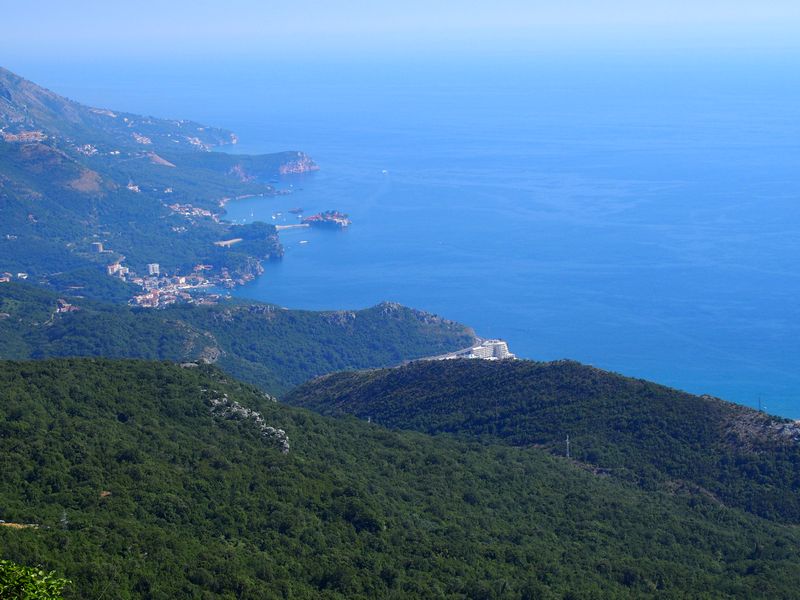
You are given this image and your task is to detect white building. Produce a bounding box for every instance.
[464,340,514,360]
[147,263,160,276]
[432,339,516,361]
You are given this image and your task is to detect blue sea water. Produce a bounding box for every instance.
[18,55,800,417]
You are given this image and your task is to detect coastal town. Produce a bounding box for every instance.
[95,209,350,308]
[83,237,250,308]
[1,206,351,308]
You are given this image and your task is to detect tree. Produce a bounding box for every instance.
[0,560,70,599]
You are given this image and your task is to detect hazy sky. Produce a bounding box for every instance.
[3,0,800,62]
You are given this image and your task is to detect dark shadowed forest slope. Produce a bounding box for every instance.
[286,359,800,524]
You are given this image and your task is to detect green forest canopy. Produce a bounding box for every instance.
[3,359,800,598]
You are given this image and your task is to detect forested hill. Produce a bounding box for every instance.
[285,359,800,524]
[4,359,800,598]
[0,66,316,296]
[0,282,475,393]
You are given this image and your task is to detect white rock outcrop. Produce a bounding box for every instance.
[207,391,289,453]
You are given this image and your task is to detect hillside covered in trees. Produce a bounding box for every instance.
[3,359,800,598]
[0,282,474,393]
[286,359,800,525]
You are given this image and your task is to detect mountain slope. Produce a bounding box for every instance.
[0,66,234,152]
[285,359,800,524]
[3,359,800,598]
[0,282,475,393]
[0,66,316,300]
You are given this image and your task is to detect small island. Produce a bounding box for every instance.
[301,210,351,229]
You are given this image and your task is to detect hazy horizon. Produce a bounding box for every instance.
[4,1,800,63]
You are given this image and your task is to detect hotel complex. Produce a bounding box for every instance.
[429,339,516,361]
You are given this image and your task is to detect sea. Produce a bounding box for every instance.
[18,54,800,417]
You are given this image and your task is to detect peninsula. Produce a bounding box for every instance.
[0,66,323,306]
